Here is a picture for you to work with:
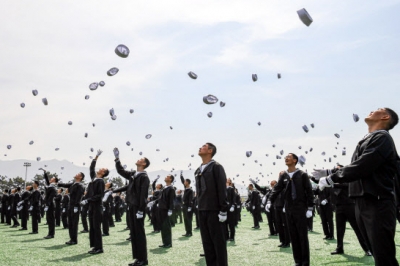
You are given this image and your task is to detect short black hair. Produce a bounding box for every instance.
[17,187,21,191]
[249,183,253,188]
[34,181,39,187]
[80,172,85,180]
[54,176,59,183]
[169,175,174,183]
[289,153,298,165]
[385,108,399,131]
[144,157,150,169]
[206,142,217,157]
[185,179,191,185]
[41,191,44,195]
[28,186,33,191]
[5,189,8,193]
[59,188,64,193]
[109,183,113,189]
[103,169,109,178]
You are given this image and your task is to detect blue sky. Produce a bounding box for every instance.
[1,1,400,186]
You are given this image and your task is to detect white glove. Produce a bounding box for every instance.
[252,206,255,210]
[103,207,106,212]
[265,202,271,212]
[74,207,78,213]
[312,169,332,180]
[62,208,66,213]
[261,204,264,209]
[318,177,334,191]
[113,148,119,158]
[237,205,240,209]
[230,206,234,212]
[8,206,10,210]
[17,206,23,211]
[196,205,198,208]
[17,201,23,207]
[283,207,285,213]
[28,206,33,211]
[136,211,144,219]
[306,210,312,218]
[218,211,227,222]
[321,199,328,205]
[44,206,49,212]
[168,210,172,216]
[96,149,103,157]
[188,207,192,212]
[81,200,88,206]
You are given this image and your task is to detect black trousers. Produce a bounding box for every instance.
[182,207,193,234]
[6,207,11,224]
[175,207,182,223]
[355,197,398,266]
[236,206,241,224]
[11,209,20,226]
[307,207,314,231]
[81,206,88,231]
[252,207,260,227]
[320,203,334,238]
[1,205,6,223]
[286,206,310,266]
[109,210,114,226]
[55,206,61,226]
[46,205,55,236]
[126,206,131,229]
[159,209,172,245]
[115,207,121,222]
[266,207,276,235]
[151,206,160,231]
[21,206,29,229]
[68,206,80,242]
[194,210,199,228]
[275,207,290,245]
[335,204,368,252]
[129,205,147,261]
[199,210,228,266]
[226,210,236,240]
[102,207,110,234]
[88,204,103,250]
[62,209,68,228]
[31,208,39,232]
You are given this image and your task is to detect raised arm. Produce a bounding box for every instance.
[58,182,73,189]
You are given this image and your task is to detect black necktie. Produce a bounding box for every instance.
[291,176,297,200]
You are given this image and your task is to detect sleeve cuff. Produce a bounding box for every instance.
[308,207,313,211]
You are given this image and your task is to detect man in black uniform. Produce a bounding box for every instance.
[102,182,113,236]
[318,108,399,266]
[114,192,122,222]
[19,186,32,230]
[315,187,334,240]
[156,175,175,248]
[248,184,261,229]
[41,169,58,238]
[80,190,89,233]
[61,189,69,229]
[150,177,162,233]
[174,189,183,224]
[81,150,107,254]
[267,153,314,266]
[54,189,63,227]
[180,174,194,237]
[28,181,41,234]
[193,193,199,230]
[226,178,237,241]
[10,188,20,228]
[195,142,228,266]
[329,165,370,255]
[113,147,150,266]
[235,189,242,225]
[58,172,85,244]
[1,189,8,224]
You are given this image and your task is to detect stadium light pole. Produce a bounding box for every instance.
[23,162,31,190]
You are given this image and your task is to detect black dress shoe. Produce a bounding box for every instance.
[19,228,28,230]
[80,230,89,233]
[89,249,103,254]
[200,254,205,257]
[159,244,172,248]
[281,244,290,248]
[29,231,38,234]
[253,226,260,229]
[102,233,109,236]
[331,249,344,255]
[126,237,131,241]
[134,260,148,265]
[326,237,335,240]
[228,238,235,241]
[110,225,115,227]
[182,233,192,237]
[66,241,77,245]
[11,225,18,228]
[124,227,130,230]
[44,235,54,239]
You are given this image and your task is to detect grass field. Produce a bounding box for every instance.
[0,211,396,265]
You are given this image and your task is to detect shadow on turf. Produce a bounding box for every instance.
[321,254,373,265]
[48,253,92,263]
[194,258,207,266]
[149,247,169,255]
[104,241,130,246]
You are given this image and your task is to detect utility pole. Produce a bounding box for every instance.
[23,162,31,190]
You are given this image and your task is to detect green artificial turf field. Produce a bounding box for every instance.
[0,211,396,265]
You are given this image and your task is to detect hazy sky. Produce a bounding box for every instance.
[1,1,400,186]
